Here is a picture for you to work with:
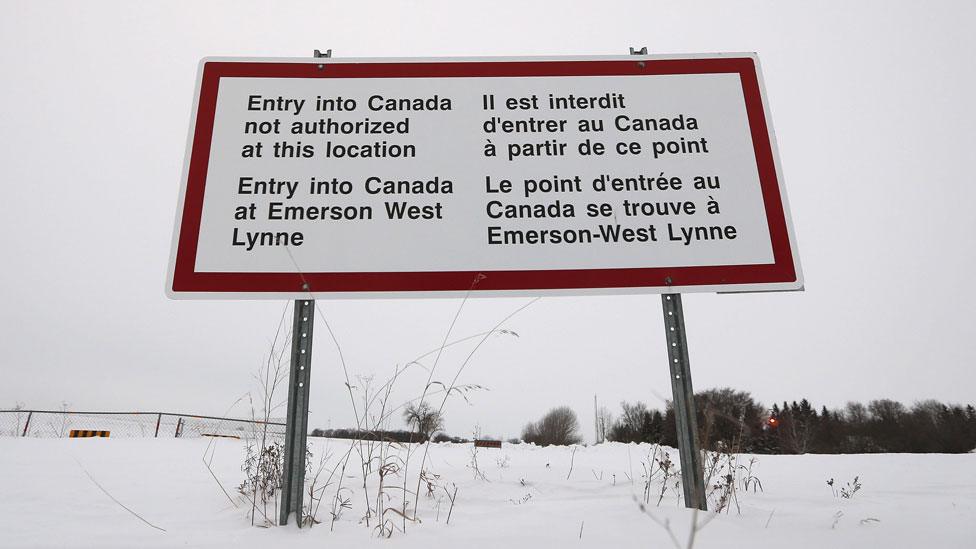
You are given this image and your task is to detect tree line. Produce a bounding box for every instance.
[602,388,976,454]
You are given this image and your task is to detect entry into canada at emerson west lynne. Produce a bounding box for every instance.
[167,54,802,299]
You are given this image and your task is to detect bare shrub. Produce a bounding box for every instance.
[827,475,862,499]
[7,402,26,436]
[238,442,284,525]
[467,426,489,481]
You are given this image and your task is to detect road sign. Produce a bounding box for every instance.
[167,54,801,299]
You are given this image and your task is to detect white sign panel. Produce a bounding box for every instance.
[168,54,802,298]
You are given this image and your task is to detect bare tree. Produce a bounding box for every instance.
[596,406,613,444]
[402,402,444,441]
[522,406,581,446]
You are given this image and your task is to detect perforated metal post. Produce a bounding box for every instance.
[662,293,707,510]
[280,299,314,526]
[278,48,329,529]
[627,44,706,511]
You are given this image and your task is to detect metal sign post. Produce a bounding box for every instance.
[661,293,707,510]
[278,48,330,528]
[279,298,315,526]
[628,45,706,511]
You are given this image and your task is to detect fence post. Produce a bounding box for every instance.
[22,411,32,437]
[154,413,162,438]
[175,417,183,438]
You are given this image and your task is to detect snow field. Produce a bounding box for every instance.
[0,438,973,548]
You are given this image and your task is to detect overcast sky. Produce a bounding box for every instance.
[1,1,974,442]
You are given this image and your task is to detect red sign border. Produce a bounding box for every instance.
[170,56,800,296]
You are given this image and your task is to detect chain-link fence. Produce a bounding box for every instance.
[0,410,286,440]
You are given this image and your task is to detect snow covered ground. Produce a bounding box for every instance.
[1,437,973,548]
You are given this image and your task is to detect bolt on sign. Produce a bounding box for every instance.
[167,54,802,299]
